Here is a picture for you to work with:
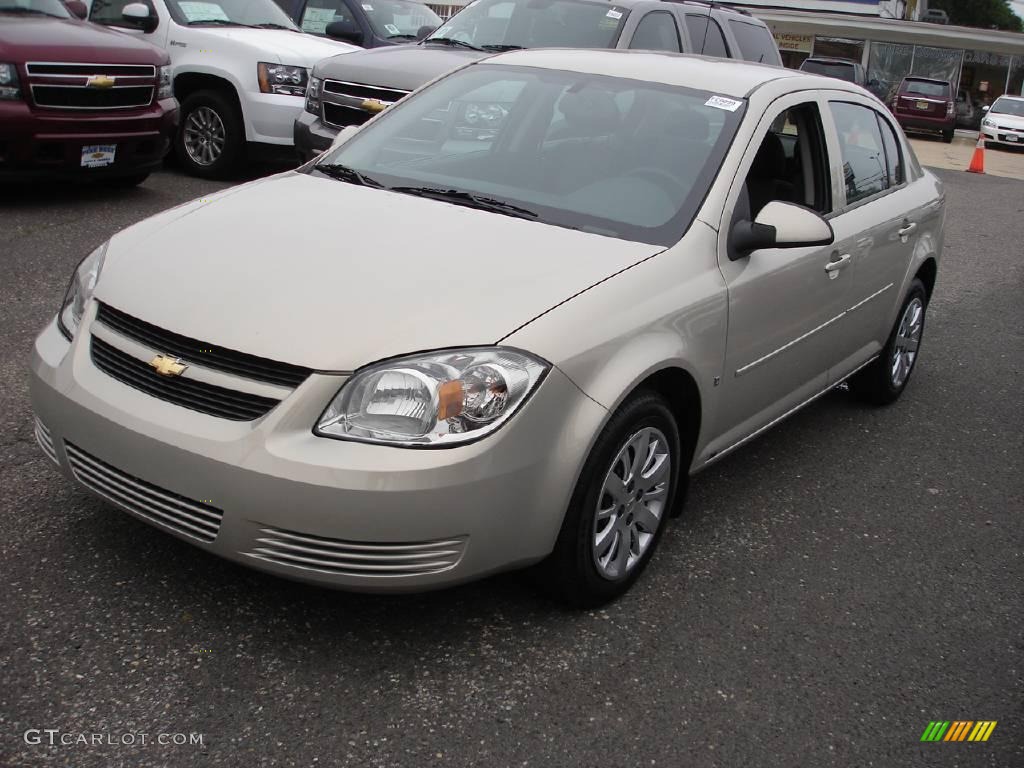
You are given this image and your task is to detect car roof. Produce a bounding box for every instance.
[590,0,759,15]
[994,94,1024,101]
[486,48,814,98]
[803,57,858,65]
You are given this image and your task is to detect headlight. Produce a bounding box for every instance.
[305,75,323,115]
[455,102,508,140]
[58,242,108,341]
[157,65,172,100]
[0,62,21,100]
[315,348,549,447]
[257,62,308,97]
[982,117,994,128]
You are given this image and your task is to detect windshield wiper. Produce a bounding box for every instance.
[314,163,384,188]
[480,44,524,52]
[389,186,537,220]
[251,22,298,30]
[186,18,249,26]
[387,33,418,40]
[423,37,482,51]
[0,6,62,15]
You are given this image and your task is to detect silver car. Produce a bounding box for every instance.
[30,50,944,606]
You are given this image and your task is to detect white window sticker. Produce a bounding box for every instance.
[362,3,373,9]
[384,22,400,34]
[705,95,742,112]
[605,8,622,19]
[301,6,337,33]
[178,1,230,21]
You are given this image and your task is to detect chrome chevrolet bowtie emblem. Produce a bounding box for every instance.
[86,75,116,89]
[360,98,387,114]
[149,355,188,377]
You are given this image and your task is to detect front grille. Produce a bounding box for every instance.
[245,526,467,578]
[31,85,153,110]
[96,303,311,388]
[33,416,59,465]
[66,442,223,543]
[322,101,372,127]
[322,80,409,104]
[26,62,156,77]
[91,337,280,421]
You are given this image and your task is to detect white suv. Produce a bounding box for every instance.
[88,0,358,177]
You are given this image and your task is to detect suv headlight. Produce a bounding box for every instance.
[257,62,308,97]
[305,75,323,115]
[315,348,549,447]
[0,62,21,100]
[157,65,172,99]
[58,242,108,340]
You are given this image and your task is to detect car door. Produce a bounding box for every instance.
[822,97,919,375]
[710,93,853,454]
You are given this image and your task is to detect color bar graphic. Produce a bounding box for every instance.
[921,721,996,742]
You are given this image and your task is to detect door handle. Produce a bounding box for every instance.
[897,221,918,239]
[825,253,851,275]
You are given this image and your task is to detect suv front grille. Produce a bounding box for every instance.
[31,85,154,110]
[91,337,280,421]
[96,303,311,388]
[66,442,223,543]
[322,101,373,128]
[26,62,156,77]
[321,80,410,128]
[322,80,409,104]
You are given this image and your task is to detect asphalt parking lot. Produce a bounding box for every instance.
[1,163,1022,768]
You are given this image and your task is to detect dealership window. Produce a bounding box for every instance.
[684,14,728,58]
[829,102,888,206]
[629,11,681,53]
[1007,56,1024,96]
[910,45,963,89]
[867,42,913,104]
[812,36,864,63]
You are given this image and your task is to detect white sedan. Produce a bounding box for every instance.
[31,50,944,606]
[981,94,1024,148]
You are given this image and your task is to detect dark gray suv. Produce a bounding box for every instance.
[295,0,781,160]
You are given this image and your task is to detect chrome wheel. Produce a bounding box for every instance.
[183,106,226,167]
[891,296,923,388]
[592,427,671,580]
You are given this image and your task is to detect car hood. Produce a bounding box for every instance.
[190,27,358,65]
[988,111,1024,130]
[95,172,660,371]
[313,43,485,91]
[0,17,166,63]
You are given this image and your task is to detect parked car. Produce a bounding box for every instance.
[798,56,866,87]
[31,50,943,605]
[980,94,1024,149]
[0,0,177,184]
[295,0,782,161]
[86,0,358,177]
[290,0,440,47]
[891,76,955,143]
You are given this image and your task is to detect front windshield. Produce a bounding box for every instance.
[0,0,70,17]
[990,97,1024,117]
[166,0,297,27]
[425,0,627,51]
[309,63,744,246]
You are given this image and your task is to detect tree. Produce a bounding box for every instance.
[926,0,1024,32]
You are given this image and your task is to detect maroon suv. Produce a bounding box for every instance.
[0,0,178,184]
[891,76,956,143]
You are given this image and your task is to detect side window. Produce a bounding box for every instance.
[877,113,905,187]
[728,20,778,65]
[300,0,353,35]
[629,11,681,53]
[743,102,831,219]
[684,14,729,58]
[90,0,155,26]
[829,102,888,205]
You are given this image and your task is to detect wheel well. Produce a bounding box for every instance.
[173,73,242,116]
[915,258,938,301]
[637,367,701,461]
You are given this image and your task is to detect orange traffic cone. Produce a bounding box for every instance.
[967,134,985,174]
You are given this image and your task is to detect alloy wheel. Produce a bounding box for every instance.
[592,427,671,580]
[183,106,226,167]
[891,297,923,388]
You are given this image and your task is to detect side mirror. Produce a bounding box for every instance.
[64,0,87,19]
[416,24,438,40]
[330,124,359,148]
[982,105,990,112]
[122,2,157,32]
[326,19,363,45]
[729,201,833,260]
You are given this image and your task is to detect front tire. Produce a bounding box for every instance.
[849,278,928,405]
[176,90,245,179]
[538,390,681,607]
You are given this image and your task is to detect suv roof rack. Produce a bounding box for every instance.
[660,1,754,16]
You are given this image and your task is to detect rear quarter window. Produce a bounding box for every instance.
[727,19,779,65]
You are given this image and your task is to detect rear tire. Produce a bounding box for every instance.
[536,390,682,607]
[849,279,928,405]
[942,129,954,143]
[175,89,245,179]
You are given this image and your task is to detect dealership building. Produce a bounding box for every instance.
[722,1,1024,110]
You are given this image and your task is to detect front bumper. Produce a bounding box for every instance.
[0,98,178,181]
[245,92,308,145]
[981,124,1024,147]
[30,311,605,592]
[294,110,338,163]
